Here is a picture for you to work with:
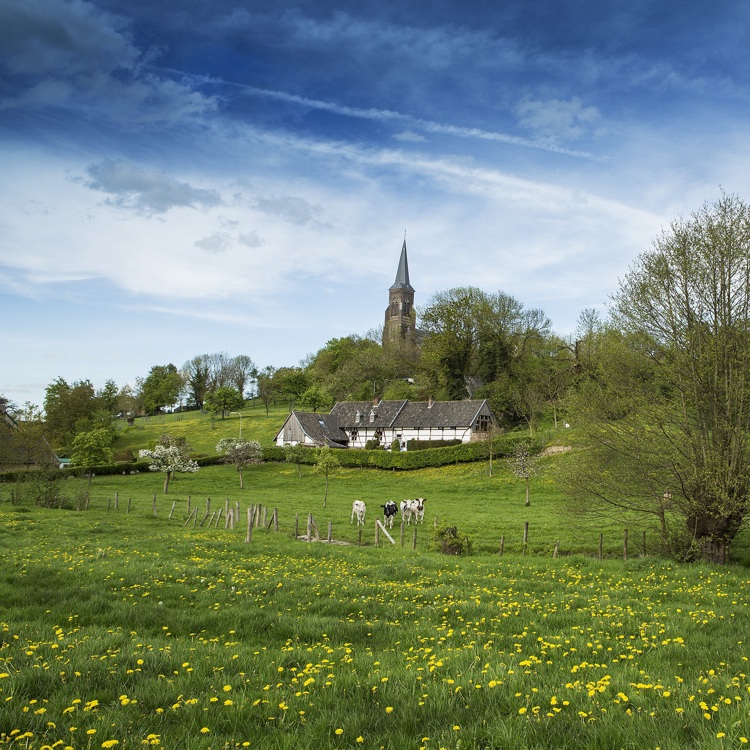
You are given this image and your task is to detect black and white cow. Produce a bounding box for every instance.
[381,500,398,528]
[400,498,426,524]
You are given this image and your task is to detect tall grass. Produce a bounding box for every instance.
[2,491,750,749]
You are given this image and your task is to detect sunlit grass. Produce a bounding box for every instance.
[2,497,750,749]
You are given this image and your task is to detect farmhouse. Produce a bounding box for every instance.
[275,397,496,450]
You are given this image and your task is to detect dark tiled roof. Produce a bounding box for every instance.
[293,411,349,448]
[329,399,491,429]
[389,239,414,292]
[329,400,408,428]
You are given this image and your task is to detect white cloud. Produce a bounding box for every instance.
[515,96,601,143]
[84,160,223,214]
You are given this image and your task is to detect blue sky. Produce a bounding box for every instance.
[2,0,750,409]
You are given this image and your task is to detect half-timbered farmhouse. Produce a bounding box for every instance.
[274,397,496,450]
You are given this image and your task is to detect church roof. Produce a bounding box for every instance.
[389,239,414,292]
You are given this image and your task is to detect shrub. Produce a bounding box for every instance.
[431,522,473,555]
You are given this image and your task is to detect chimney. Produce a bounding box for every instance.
[428,396,434,408]
[355,410,361,424]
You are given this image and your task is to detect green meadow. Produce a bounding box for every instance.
[3,407,750,749]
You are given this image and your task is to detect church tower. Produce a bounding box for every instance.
[383,238,416,344]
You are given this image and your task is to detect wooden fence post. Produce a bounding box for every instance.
[274,508,279,532]
[307,513,312,542]
[152,493,157,515]
[114,492,118,511]
[327,521,332,543]
[183,507,198,527]
[127,497,132,514]
[246,507,253,543]
[295,513,299,538]
[262,506,268,528]
[375,522,380,548]
[553,540,560,558]
[169,500,176,519]
[400,521,405,548]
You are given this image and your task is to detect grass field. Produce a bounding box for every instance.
[4,409,750,748]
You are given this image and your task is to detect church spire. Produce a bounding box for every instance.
[390,238,414,292]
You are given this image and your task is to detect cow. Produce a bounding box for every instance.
[400,499,413,525]
[351,499,366,526]
[381,500,398,528]
[413,497,426,524]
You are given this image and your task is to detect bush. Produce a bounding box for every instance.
[365,438,382,450]
[407,439,462,451]
[431,522,473,555]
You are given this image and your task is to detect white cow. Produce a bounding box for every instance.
[351,499,367,526]
[400,498,426,525]
[400,499,413,525]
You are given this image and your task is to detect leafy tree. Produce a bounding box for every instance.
[284,442,310,478]
[140,364,183,415]
[315,447,340,508]
[204,386,244,419]
[43,378,99,450]
[216,438,263,489]
[181,355,211,409]
[299,384,333,413]
[565,193,750,563]
[139,434,198,493]
[256,366,278,417]
[97,379,120,417]
[229,355,258,398]
[71,427,114,492]
[8,402,50,469]
[510,441,539,507]
[274,367,309,409]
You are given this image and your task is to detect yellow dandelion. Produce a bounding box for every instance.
[200,727,210,734]
[335,728,343,735]
[356,737,364,743]
[385,706,394,714]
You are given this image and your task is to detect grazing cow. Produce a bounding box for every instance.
[381,500,398,528]
[351,499,367,526]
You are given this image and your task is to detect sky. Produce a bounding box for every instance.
[2,0,750,409]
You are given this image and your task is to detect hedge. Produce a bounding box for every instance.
[269,432,541,471]
[0,433,541,483]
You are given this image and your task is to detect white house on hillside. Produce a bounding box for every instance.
[274,398,496,450]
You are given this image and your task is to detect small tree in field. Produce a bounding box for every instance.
[139,434,198,493]
[71,427,114,494]
[204,387,244,419]
[315,447,340,508]
[216,438,263,489]
[510,441,538,507]
[284,443,310,478]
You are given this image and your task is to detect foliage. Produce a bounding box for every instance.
[43,377,111,451]
[431,521,473,555]
[70,427,115,489]
[364,438,382,450]
[140,364,183,415]
[216,437,263,489]
[314,447,341,508]
[138,433,198,493]
[564,193,750,563]
[284,442,311,478]
[298,384,333,413]
[204,386,244,418]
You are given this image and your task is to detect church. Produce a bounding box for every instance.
[274,239,497,450]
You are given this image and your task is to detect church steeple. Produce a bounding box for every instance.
[390,239,414,292]
[384,237,416,344]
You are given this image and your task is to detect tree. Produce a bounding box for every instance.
[229,355,258,399]
[141,365,183,415]
[204,387,244,419]
[8,402,50,469]
[43,378,106,451]
[566,193,750,563]
[181,355,211,409]
[216,438,263,489]
[274,367,309,409]
[299,384,333,413]
[284,442,310,478]
[256,366,278,417]
[315,447,340,508]
[139,434,198,493]
[510,441,539,506]
[71,427,114,492]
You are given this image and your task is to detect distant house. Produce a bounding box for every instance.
[275,398,496,450]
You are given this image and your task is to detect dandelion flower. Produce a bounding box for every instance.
[200,727,210,734]
[335,728,343,735]
[385,706,394,714]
